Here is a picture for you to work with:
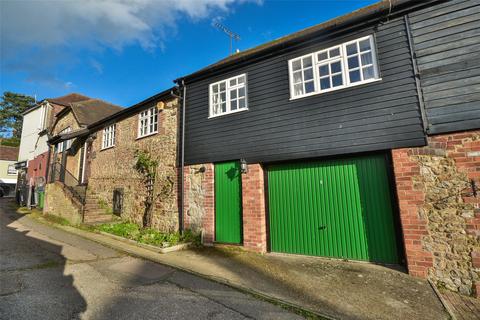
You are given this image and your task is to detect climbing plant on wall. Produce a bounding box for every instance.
[134,149,158,228]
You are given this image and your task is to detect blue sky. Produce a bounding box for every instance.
[1,0,377,107]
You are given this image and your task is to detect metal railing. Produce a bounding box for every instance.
[49,162,86,205]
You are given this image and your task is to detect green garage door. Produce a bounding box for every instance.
[215,161,242,244]
[268,154,399,264]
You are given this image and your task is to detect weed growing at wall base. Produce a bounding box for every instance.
[97,222,199,247]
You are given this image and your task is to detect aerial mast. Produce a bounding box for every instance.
[214,22,241,56]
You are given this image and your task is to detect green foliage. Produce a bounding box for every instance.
[0,137,20,146]
[134,149,158,178]
[0,92,36,138]
[97,222,200,247]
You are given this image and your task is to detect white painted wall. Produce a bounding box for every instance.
[18,102,50,162]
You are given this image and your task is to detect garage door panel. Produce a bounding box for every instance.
[268,154,399,264]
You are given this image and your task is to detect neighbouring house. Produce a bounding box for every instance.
[45,98,123,224]
[46,89,180,229]
[16,93,91,207]
[175,0,480,297]
[0,145,19,197]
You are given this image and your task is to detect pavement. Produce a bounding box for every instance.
[0,198,303,320]
[0,198,451,320]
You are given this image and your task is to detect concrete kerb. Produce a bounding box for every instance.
[20,213,331,320]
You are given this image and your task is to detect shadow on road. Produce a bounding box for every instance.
[0,198,87,320]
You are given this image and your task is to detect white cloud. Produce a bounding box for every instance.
[0,0,259,87]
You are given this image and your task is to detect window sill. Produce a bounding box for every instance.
[136,131,158,140]
[100,145,115,151]
[289,77,382,101]
[208,108,249,119]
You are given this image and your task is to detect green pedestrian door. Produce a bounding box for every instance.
[215,161,242,244]
[268,154,399,264]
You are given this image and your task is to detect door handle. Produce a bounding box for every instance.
[318,225,327,230]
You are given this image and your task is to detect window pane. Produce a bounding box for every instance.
[359,39,371,52]
[332,74,343,87]
[230,89,237,99]
[221,102,226,113]
[362,66,375,80]
[293,71,303,83]
[294,83,304,96]
[219,82,226,91]
[302,56,312,67]
[331,61,342,74]
[239,87,245,97]
[348,56,359,69]
[238,76,245,84]
[319,64,329,76]
[214,104,221,115]
[305,81,315,93]
[349,70,361,83]
[231,99,237,111]
[329,48,340,57]
[220,92,226,102]
[303,68,313,81]
[239,98,246,109]
[292,59,301,71]
[346,43,357,55]
[212,85,218,93]
[230,79,237,86]
[361,52,373,65]
[320,77,330,90]
[318,51,328,61]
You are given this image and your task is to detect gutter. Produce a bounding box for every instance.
[175,0,438,84]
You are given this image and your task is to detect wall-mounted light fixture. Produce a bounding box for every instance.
[240,158,248,174]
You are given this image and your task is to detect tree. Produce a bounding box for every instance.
[0,92,36,139]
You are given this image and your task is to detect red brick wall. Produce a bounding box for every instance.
[391,148,433,277]
[242,164,267,253]
[392,129,480,296]
[27,151,49,186]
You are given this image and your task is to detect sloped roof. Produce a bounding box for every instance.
[23,93,92,115]
[0,145,19,161]
[176,0,432,83]
[70,99,123,126]
[46,93,91,106]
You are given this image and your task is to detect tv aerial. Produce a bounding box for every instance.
[214,22,241,56]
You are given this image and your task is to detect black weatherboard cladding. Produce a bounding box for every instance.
[408,0,480,135]
[184,16,426,165]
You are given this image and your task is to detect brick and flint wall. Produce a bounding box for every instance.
[87,98,180,232]
[183,162,268,252]
[392,130,480,296]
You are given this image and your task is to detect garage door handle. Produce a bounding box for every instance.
[318,225,327,230]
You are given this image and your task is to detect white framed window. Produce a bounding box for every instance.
[289,35,380,99]
[7,164,17,175]
[138,106,158,138]
[209,74,248,118]
[102,123,116,149]
[57,127,72,152]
